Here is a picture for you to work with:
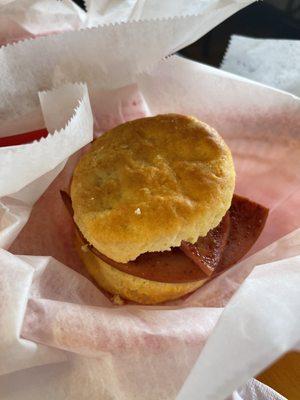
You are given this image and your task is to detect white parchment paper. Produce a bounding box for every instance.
[0,1,299,400]
[0,0,85,46]
[0,81,93,377]
[221,35,300,97]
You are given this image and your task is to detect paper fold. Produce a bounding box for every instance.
[177,256,300,400]
[0,249,66,376]
[0,0,254,125]
[85,0,254,29]
[0,0,85,46]
[0,82,93,198]
[0,80,94,377]
[0,1,299,400]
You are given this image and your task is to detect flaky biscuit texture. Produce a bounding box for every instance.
[71,114,235,262]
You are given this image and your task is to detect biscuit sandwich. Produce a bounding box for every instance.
[64,114,268,304]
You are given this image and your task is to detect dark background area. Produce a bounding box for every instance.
[74,1,300,67]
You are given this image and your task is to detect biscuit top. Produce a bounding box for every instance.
[71,114,235,263]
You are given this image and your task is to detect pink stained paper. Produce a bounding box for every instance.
[3,59,300,400]
[0,0,85,47]
[0,1,299,399]
[90,84,151,135]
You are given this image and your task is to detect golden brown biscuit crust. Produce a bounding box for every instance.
[71,114,235,262]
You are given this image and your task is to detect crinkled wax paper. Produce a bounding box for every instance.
[221,35,300,97]
[0,0,85,46]
[1,1,299,400]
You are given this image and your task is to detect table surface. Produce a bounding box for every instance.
[257,351,300,399]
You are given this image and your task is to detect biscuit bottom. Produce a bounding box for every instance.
[76,234,207,305]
